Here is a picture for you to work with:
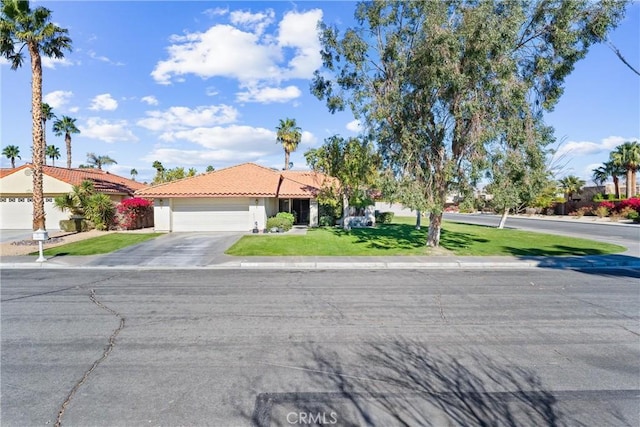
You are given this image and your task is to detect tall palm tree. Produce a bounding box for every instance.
[611,141,640,198]
[2,144,21,168]
[275,118,302,170]
[601,160,624,199]
[41,102,55,163]
[52,115,80,169]
[558,175,586,202]
[86,152,117,170]
[1,0,72,230]
[45,145,60,166]
[130,168,138,181]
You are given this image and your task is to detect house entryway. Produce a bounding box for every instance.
[279,198,310,225]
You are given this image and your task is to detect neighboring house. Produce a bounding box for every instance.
[0,164,145,229]
[135,163,334,232]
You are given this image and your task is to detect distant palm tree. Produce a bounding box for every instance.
[45,145,60,166]
[611,141,640,198]
[2,145,21,168]
[2,0,72,230]
[130,168,138,181]
[152,160,165,183]
[206,165,215,172]
[86,152,117,170]
[558,175,586,202]
[41,102,55,163]
[275,118,302,170]
[53,115,80,169]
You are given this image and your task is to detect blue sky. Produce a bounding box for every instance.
[1,1,638,185]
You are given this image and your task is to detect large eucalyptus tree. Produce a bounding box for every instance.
[1,0,72,230]
[312,0,627,246]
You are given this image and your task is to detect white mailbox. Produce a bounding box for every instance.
[33,229,49,241]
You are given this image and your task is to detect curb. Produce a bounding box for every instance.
[2,260,639,270]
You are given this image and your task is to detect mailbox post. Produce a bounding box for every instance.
[33,229,49,262]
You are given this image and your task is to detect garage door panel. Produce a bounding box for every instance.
[172,198,250,232]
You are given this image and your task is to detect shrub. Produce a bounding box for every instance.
[572,206,592,218]
[276,211,295,224]
[376,211,395,224]
[598,201,616,210]
[267,215,293,232]
[59,218,92,232]
[117,197,153,230]
[592,193,604,202]
[85,194,116,230]
[319,215,335,227]
[617,197,640,212]
[594,205,609,218]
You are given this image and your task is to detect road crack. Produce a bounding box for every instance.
[55,289,125,427]
[435,293,448,323]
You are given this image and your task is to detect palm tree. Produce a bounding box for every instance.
[45,145,60,166]
[85,152,117,170]
[52,115,80,169]
[152,160,165,183]
[611,141,640,198]
[1,0,72,230]
[2,144,21,168]
[130,168,138,181]
[275,118,302,170]
[595,160,624,199]
[41,102,55,163]
[558,175,586,202]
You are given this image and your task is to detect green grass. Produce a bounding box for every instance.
[33,233,162,256]
[226,217,626,257]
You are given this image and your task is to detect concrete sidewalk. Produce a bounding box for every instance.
[2,253,640,270]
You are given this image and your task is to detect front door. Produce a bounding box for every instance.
[292,199,310,225]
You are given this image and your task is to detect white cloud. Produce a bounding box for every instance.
[79,118,139,143]
[236,84,301,103]
[203,7,229,18]
[205,86,219,97]
[556,136,639,157]
[143,147,269,166]
[151,25,281,85]
[300,131,318,146]
[230,9,275,36]
[277,9,323,79]
[160,125,275,151]
[151,8,322,86]
[346,119,361,133]
[44,90,73,109]
[87,50,124,66]
[69,106,80,113]
[89,93,118,111]
[42,56,73,69]
[137,105,239,132]
[141,96,159,106]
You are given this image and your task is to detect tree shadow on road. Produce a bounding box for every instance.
[246,338,634,426]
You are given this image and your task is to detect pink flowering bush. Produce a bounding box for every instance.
[116,198,153,230]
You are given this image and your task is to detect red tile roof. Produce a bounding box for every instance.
[1,164,145,195]
[135,163,334,199]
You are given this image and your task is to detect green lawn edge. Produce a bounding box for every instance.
[33,233,163,256]
[225,219,626,257]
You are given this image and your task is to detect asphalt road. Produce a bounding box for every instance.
[444,213,640,253]
[1,268,638,426]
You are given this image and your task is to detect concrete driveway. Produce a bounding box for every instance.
[85,232,241,267]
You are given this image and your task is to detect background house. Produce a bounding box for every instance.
[0,165,145,229]
[135,163,332,232]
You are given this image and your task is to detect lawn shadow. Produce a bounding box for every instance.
[502,245,616,257]
[246,338,633,426]
[439,228,489,251]
[329,224,426,250]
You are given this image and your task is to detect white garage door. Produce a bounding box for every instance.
[172,198,251,232]
[0,197,67,229]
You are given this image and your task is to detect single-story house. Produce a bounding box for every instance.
[0,164,146,229]
[134,163,335,232]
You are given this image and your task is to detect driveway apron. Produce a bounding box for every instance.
[85,232,241,267]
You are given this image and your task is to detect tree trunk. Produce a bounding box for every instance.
[498,208,509,229]
[284,150,290,170]
[342,193,350,230]
[427,211,442,247]
[613,175,620,199]
[626,169,633,198]
[415,209,421,229]
[66,134,72,169]
[631,170,637,198]
[29,44,46,231]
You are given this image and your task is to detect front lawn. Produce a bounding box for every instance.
[226,217,625,256]
[33,233,162,256]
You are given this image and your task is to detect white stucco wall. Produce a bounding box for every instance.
[153,198,172,232]
[249,198,268,230]
[309,199,319,227]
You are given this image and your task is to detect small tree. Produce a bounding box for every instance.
[558,175,586,203]
[86,152,117,170]
[45,145,60,166]
[52,115,80,169]
[276,118,302,170]
[130,168,138,181]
